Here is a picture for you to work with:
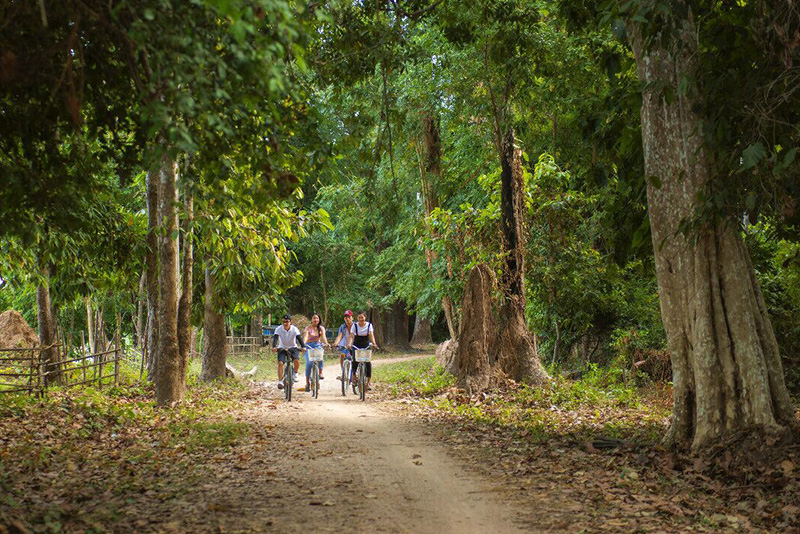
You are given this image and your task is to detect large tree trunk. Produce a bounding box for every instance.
[452,264,496,394]
[37,257,61,386]
[135,270,146,349]
[155,155,182,405]
[410,312,432,346]
[497,129,548,385]
[392,300,411,349]
[201,267,227,381]
[177,185,193,374]
[419,113,459,340]
[629,8,796,450]
[145,164,160,382]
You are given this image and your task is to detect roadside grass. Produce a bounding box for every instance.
[376,357,670,444]
[374,356,456,396]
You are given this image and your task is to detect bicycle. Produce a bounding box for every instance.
[351,344,374,401]
[339,347,353,397]
[308,346,325,399]
[277,348,297,401]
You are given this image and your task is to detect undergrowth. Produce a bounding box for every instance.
[378,357,670,444]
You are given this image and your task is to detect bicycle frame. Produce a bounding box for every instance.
[278,348,296,401]
[340,350,352,397]
[308,347,324,398]
[353,348,372,401]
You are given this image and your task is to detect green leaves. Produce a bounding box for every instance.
[741,143,766,171]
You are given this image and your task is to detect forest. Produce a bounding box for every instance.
[1,0,799,532]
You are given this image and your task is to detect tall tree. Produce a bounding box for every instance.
[155,157,181,405]
[496,129,548,384]
[625,1,796,449]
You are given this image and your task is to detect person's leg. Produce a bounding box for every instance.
[292,349,300,376]
[277,350,285,388]
[365,361,373,389]
[304,349,311,389]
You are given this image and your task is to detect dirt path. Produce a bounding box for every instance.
[177,371,526,534]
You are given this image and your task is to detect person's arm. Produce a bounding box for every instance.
[368,325,379,349]
[321,327,329,346]
[347,326,354,348]
[272,333,279,350]
[295,327,305,348]
[303,328,310,344]
[333,329,343,347]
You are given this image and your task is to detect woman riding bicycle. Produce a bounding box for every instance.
[272,314,304,389]
[347,310,379,390]
[333,310,355,380]
[302,312,329,392]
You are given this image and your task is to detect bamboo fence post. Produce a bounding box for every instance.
[37,348,44,397]
[98,345,104,390]
[28,348,35,396]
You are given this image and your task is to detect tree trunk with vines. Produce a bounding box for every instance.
[629,5,796,450]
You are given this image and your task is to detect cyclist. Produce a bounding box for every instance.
[333,310,355,380]
[272,314,304,389]
[302,312,329,392]
[347,310,380,390]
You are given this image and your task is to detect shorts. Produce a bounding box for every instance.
[339,346,354,359]
[277,348,300,363]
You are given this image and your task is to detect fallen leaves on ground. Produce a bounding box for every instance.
[382,379,800,533]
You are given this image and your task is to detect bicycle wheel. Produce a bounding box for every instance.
[311,363,319,398]
[285,364,292,401]
[352,364,360,396]
[359,363,366,401]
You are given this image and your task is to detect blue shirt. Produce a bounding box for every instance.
[337,323,350,347]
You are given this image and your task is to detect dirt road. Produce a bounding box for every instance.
[179,365,526,534]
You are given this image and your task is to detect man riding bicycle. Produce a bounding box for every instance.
[273,314,304,390]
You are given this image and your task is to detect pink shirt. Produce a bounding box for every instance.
[305,325,323,343]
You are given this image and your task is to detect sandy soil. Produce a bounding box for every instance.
[173,363,526,534]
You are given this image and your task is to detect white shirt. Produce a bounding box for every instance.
[350,322,373,337]
[275,325,301,349]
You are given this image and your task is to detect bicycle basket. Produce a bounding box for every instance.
[309,347,324,362]
[354,349,372,362]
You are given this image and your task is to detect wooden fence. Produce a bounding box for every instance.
[226,336,263,356]
[0,342,122,397]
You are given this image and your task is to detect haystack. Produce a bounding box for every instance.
[0,310,39,349]
[291,314,311,330]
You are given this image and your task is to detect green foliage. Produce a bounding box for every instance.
[745,222,800,394]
